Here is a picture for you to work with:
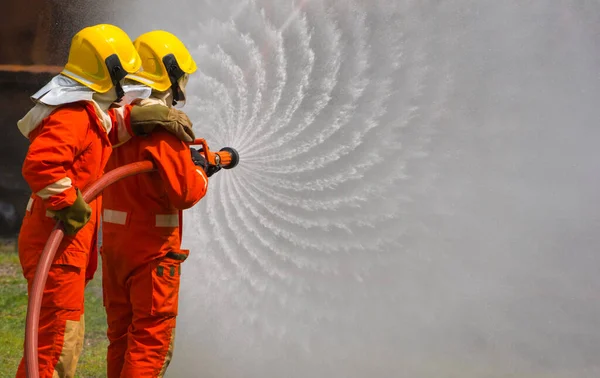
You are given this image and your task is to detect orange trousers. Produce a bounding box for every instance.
[16,196,98,378]
[101,248,188,378]
[15,265,86,378]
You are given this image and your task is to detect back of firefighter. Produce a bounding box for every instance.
[15,25,143,378]
[16,24,199,378]
[101,30,209,378]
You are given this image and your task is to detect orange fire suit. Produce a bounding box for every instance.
[16,101,134,378]
[101,122,208,377]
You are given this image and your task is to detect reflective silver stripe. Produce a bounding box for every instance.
[103,210,179,227]
[112,107,130,144]
[25,197,53,217]
[196,169,208,191]
[103,209,127,225]
[156,214,179,227]
[27,195,60,217]
[36,177,72,200]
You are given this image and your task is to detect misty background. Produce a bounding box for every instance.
[3,1,600,377]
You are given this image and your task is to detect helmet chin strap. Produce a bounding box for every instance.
[169,81,180,106]
[114,81,125,103]
[105,54,128,103]
[162,54,186,107]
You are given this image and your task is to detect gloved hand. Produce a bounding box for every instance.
[190,148,208,172]
[196,149,224,177]
[206,165,222,178]
[130,105,196,142]
[191,148,223,177]
[51,189,92,236]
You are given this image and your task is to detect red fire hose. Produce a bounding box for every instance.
[24,161,155,378]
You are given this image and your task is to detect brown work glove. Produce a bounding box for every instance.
[51,189,92,236]
[130,105,196,142]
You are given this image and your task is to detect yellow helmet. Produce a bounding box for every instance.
[62,24,141,94]
[127,30,197,106]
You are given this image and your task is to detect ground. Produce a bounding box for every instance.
[0,240,107,377]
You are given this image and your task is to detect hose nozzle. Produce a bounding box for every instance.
[190,139,239,170]
[216,147,239,169]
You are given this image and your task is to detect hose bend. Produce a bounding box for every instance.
[25,161,155,378]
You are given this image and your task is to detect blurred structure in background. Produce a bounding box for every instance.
[0,0,112,237]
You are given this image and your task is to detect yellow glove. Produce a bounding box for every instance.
[130,105,196,142]
[51,189,91,236]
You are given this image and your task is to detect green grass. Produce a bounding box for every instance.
[0,241,107,377]
[0,243,28,374]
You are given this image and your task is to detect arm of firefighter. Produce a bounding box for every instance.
[143,131,209,209]
[21,108,87,210]
[107,105,134,147]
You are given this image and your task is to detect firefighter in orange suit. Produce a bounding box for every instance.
[16,24,197,378]
[101,31,209,377]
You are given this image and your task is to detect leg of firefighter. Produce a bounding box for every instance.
[102,252,133,378]
[16,263,86,378]
[120,257,181,377]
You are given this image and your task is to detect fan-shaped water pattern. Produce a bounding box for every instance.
[109,0,600,377]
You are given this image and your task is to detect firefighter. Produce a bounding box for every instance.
[16,24,196,378]
[100,30,209,377]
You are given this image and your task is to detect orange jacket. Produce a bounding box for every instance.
[102,127,208,270]
[22,102,132,210]
[19,101,134,281]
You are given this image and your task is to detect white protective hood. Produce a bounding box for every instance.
[17,74,151,139]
